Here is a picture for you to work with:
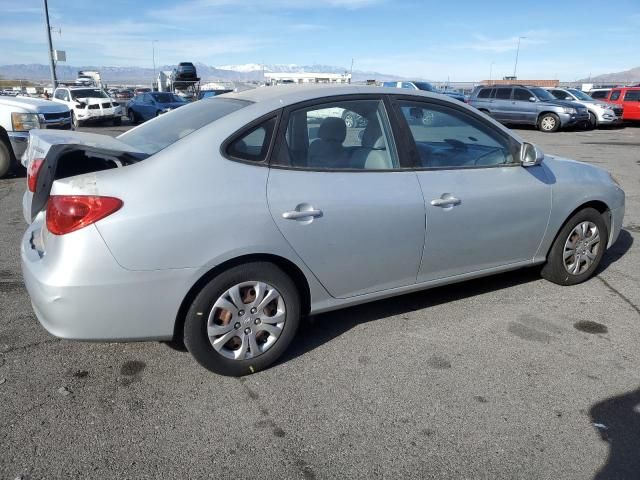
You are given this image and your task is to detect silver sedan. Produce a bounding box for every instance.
[21,86,625,376]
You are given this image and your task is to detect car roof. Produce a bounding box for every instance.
[225,84,446,106]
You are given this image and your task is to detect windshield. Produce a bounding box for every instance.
[530,88,555,101]
[71,89,109,99]
[151,93,185,103]
[414,82,435,92]
[567,89,592,101]
[117,97,251,155]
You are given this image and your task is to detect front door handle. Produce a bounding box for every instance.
[431,197,461,207]
[282,208,323,220]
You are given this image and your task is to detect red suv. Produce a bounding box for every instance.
[602,87,640,121]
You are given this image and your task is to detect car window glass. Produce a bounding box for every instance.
[275,99,399,170]
[548,90,564,100]
[624,90,640,101]
[54,90,63,100]
[589,91,608,99]
[63,91,70,101]
[495,88,512,100]
[226,117,276,162]
[513,88,532,101]
[610,90,621,101]
[477,88,492,99]
[396,101,514,169]
[401,82,415,89]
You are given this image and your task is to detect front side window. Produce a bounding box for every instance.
[590,90,609,99]
[513,88,532,101]
[495,88,512,100]
[274,99,399,170]
[610,90,621,101]
[624,90,640,101]
[477,88,493,99]
[401,82,417,90]
[226,117,276,162]
[53,90,65,100]
[396,101,515,169]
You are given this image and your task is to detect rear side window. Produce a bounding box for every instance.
[477,88,492,99]
[624,90,640,101]
[610,90,621,101]
[118,97,251,155]
[589,90,609,99]
[495,88,512,100]
[226,117,277,162]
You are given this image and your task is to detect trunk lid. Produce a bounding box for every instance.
[26,130,147,222]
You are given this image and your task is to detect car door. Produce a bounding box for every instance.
[139,94,154,120]
[491,87,513,122]
[391,98,552,282]
[512,87,537,124]
[622,90,640,120]
[267,96,425,298]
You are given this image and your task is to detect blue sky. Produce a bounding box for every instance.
[1,0,639,80]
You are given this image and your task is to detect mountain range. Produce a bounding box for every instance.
[577,66,640,83]
[0,62,403,84]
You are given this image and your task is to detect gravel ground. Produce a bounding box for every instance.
[0,120,639,480]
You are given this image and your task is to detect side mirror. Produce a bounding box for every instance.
[521,142,544,167]
[529,96,537,102]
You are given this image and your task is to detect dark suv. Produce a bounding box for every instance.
[469,85,589,132]
[174,62,198,81]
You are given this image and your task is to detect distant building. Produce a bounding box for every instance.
[482,79,560,87]
[264,72,351,85]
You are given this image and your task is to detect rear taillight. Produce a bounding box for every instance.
[27,158,45,193]
[46,195,123,235]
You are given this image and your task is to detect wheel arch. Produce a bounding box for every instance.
[544,200,611,259]
[172,253,312,344]
[0,126,14,155]
[536,110,560,123]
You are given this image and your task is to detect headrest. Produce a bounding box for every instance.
[318,117,346,142]
[361,122,383,148]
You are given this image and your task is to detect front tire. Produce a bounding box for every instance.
[541,208,608,286]
[343,112,356,128]
[588,112,598,130]
[72,112,82,129]
[184,262,301,376]
[0,140,13,178]
[538,113,560,133]
[127,109,137,124]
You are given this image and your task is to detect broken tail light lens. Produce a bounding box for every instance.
[27,158,45,193]
[46,195,123,235]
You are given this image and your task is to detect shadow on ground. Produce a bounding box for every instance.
[590,386,640,479]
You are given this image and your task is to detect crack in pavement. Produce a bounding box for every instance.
[0,338,61,355]
[597,276,640,317]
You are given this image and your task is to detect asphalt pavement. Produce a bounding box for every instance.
[1,120,639,479]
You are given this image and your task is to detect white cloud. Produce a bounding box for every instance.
[457,31,550,53]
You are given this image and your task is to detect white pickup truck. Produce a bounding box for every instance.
[0,95,72,177]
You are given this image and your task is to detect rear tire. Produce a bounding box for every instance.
[184,262,301,376]
[112,116,122,126]
[0,140,13,178]
[538,113,560,132]
[127,109,137,124]
[541,208,608,286]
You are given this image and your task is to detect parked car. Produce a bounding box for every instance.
[0,95,70,176]
[594,87,640,122]
[52,86,122,128]
[468,85,590,132]
[546,87,623,128]
[21,86,624,376]
[134,87,152,96]
[382,81,466,102]
[126,92,187,123]
[173,62,198,81]
[114,89,134,101]
[588,89,611,100]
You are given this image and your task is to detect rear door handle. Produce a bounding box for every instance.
[431,197,461,207]
[282,209,323,220]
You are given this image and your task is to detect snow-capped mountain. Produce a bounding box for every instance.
[217,63,352,74]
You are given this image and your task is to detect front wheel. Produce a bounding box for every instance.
[127,109,137,124]
[541,208,608,286]
[72,111,82,129]
[588,112,598,130]
[184,262,301,376]
[538,113,560,133]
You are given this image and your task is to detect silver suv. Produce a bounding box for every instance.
[469,85,589,132]
[546,87,623,128]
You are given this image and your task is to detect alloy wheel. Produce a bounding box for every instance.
[207,281,286,360]
[563,221,601,275]
[541,116,556,131]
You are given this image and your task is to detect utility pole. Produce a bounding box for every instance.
[489,62,494,84]
[152,40,158,89]
[43,0,57,88]
[349,58,354,84]
[513,36,526,79]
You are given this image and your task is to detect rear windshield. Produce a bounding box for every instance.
[117,97,251,155]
